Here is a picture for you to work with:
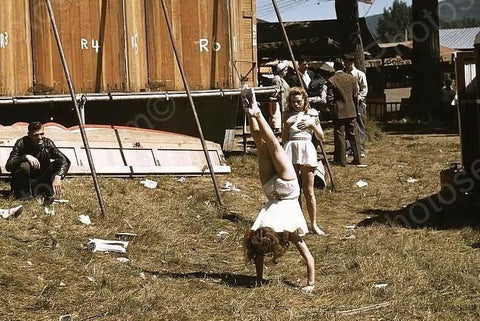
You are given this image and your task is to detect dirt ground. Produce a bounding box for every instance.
[1,121,480,320]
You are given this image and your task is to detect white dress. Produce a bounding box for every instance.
[251,175,309,236]
[283,109,318,168]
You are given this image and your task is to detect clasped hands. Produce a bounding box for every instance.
[285,115,316,130]
[26,154,62,196]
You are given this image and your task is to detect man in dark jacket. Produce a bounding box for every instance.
[6,122,70,204]
[327,58,361,166]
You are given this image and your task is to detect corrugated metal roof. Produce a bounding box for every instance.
[440,28,480,50]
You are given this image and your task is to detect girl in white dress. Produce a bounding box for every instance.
[282,87,326,235]
[242,85,315,293]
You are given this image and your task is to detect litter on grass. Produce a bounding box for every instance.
[140,179,158,189]
[220,181,240,192]
[78,214,91,225]
[0,205,23,219]
[53,199,69,204]
[356,180,368,188]
[44,206,55,216]
[407,177,418,183]
[116,257,130,263]
[374,283,388,289]
[58,315,72,321]
[88,238,129,253]
[342,234,356,241]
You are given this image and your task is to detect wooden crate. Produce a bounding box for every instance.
[0,0,33,96]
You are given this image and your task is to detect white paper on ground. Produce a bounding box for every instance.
[53,199,69,204]
[356,180,368,188]
[44,206,55,215]
[58,314,72,321]
[220,181,240,192]
[140,179,158,189]
[0,205,23,219]
[78,214,92,225]
[374,283,388,289]
[116,257,130,263]
[88,238,129,253]
[407,177,418,183]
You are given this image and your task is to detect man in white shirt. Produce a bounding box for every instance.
[344,55,368,157]
[288,55,315,88]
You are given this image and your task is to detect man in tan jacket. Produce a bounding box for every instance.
[327,58,361,166]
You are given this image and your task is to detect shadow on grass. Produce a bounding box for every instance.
[0,189,12,198]
[381,121,458,136]
[221,212,253,225]
[142,269,264,288]
[358,191,480,230]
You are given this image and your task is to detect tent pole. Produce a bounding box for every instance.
[44,0,107,217]
[159,0,224,209]
[271,0,335,192]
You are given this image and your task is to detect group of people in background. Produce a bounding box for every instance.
[264,54,369,229]
[268,55,368,161]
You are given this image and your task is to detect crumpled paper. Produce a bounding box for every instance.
[88,238,129,253]
[221,181,240,192]
[0,205,23,219]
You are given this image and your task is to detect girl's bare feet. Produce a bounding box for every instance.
[311,225,326,236]
[301,281,315,294]
[241,85,261,117]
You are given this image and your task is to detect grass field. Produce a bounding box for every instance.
[1,122,480,320]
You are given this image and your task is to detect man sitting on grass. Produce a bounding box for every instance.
[6,122,70,205]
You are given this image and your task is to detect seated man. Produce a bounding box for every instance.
[6,122,70,204]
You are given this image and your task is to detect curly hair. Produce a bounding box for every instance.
[244,227,290,265]
[285,87,310,113]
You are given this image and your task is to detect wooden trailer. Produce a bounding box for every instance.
[0,0,258,95]
[0,0,270,147]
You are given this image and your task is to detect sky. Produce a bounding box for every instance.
[257,0,413,22]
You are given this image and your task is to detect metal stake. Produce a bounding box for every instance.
[44,0,107,217]
[271,0,335,191]
[159,0,224,208]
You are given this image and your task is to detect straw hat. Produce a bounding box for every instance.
[276,60,288,72]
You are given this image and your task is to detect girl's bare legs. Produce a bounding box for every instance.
[247,111,276,185]
[243,87,296,182]
[290,233,315,291]
[300,165,325,235]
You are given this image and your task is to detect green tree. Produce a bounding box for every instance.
[377,0,412,43]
